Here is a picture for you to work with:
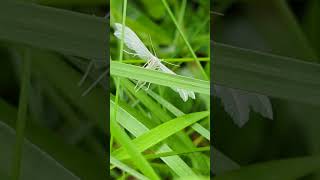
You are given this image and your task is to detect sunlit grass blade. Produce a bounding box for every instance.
[110,114,159,180]
[110,156,148,180]
[110,98,197,176]
[147,90,210,140]
[112,111,209,160]
[160,0,208,80]
[111,61,209,95]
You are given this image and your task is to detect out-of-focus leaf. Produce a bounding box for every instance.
[214,155,320,180]
[0,0,107,60]
[0,122,79,180]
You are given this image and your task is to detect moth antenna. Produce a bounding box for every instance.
[148,34,157,57]
[146,82,151,90]
[123,50,139,57]
[161,60,180,67]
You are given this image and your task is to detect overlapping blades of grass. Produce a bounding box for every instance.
[110,98,196,176]
[111,61,209,95]
[112,111,209,160]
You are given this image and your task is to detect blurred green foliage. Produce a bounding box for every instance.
[213,0,320,179]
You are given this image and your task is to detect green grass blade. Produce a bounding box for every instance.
[110,98,196,176]
[213,42,320,105]
[147,90,210,140]
[11,49,31,180]
[110,111,159,180]
[0,99,106,179]
[215,155,320,180]
[0,0,107,60]
[110,61,209,95]
[110,156,148,180]
[161,0,208,80]
[0,122,80,180]
[31,51,107,132]
[113,111,209,160]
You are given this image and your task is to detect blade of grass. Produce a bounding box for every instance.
[147,89,210,140]
[111,61,209,95]
[120,78,209,174]
[0,0,107,60]
[31,51,107,132]
[11,49,31,180]
[111,1,159,179]
[112,111,209,160]
[214,155,320,180]
[110,116,159,179]
[0,122,80,180]
[122,57,209,64]
[110,98,197,176]
[213,42,320,105]
[110,156,148,180]
[161,0,208,80]
[0,99,106,179]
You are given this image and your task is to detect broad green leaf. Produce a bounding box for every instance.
[110,61,210,95]
[0,122,79,180]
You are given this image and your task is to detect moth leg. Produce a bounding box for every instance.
[146,82,151,90]
[135,81,147,92]
[123,50,139,57]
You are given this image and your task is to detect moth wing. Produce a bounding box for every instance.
[114,23,153,61]
[158,63,195,101]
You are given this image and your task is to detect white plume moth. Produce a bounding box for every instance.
[113,23,195,102]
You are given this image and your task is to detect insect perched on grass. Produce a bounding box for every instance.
[114,23,195,102]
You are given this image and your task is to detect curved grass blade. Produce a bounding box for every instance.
[110,99,196,176]
[147,90,210,140]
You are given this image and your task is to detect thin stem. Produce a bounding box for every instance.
[161,0,209,80]
[11,49,31,180]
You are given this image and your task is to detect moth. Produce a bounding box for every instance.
[114,23,195,102]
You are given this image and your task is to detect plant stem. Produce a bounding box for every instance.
[161,0,209,80]
[11,49,31,180]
